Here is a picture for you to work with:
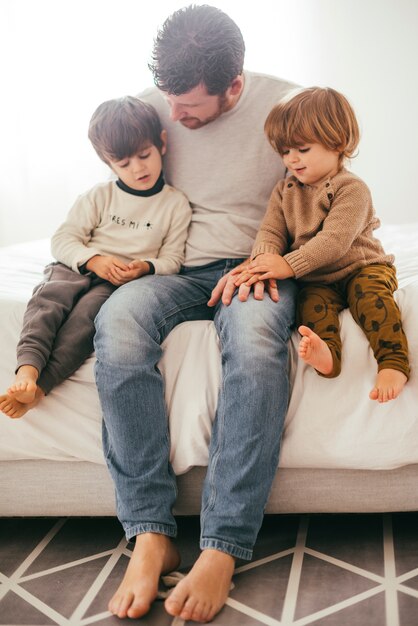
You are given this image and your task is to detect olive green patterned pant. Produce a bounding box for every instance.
[297,263,410,378]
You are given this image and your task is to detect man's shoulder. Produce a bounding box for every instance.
[138,73,299,110]
[138,86,171,123]
[138,85,157,99]
[138,86,164,109]
[245,70,299,99]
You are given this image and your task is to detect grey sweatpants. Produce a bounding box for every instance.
[16,262,116,394]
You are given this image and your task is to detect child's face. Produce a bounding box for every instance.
[282,143,340,186]
[109,134,166,191]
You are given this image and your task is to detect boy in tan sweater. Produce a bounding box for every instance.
[0,96,191,418]
[234,87,409,402]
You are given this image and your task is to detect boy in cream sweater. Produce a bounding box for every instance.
[0,96,191,418]
[234,87,409,402]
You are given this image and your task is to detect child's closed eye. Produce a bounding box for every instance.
[281,146,311,155]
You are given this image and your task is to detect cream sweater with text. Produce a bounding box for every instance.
[51,181,191,275]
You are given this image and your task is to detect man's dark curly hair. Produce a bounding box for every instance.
[149,4,245,96]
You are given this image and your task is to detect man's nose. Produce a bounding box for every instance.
[170,104,186,122]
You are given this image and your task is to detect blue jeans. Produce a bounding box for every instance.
[94,259,297,561]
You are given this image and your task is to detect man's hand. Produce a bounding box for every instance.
[207,259,280,306]
[234,253,294,287]
[86,256,150,286]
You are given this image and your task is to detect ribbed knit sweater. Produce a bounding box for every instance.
[251,168,394,283]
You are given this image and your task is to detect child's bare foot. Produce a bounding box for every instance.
[108,533,180,619]
[8,365,39,403]
[165,549,235,623]
[0,387,44,418]
[369,369,408,402]
[298,325,333,376]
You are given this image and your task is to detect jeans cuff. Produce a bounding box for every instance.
[200,537,253,561]
[124,522,177,542]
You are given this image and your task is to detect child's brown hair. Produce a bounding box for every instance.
[88,96,163,164]
[264,87,360,165]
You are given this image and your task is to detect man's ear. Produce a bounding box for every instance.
[160,129,168,155]
[229,75,244,96]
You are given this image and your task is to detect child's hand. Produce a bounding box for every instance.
[87,257,152,285]
[120,260,152,282]
[92,258,152,285]
[229,264,253,288]
[234,253,295,287]
[106,260,153,285]
[86,255,131,285]
[208,260,279,306]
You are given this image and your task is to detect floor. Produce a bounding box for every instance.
[1,513,418,626]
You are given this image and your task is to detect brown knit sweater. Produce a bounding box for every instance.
[251,168,394,283]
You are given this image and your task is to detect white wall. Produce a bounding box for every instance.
[1,0,417,246]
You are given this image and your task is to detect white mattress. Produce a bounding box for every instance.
[1,225,418,474]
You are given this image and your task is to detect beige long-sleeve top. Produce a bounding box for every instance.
[51,181,191,275]
[251,168,393,283]
[141,71,296,266]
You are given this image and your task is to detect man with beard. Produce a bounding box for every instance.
[94,4,297,623]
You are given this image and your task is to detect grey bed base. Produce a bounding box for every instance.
[1,460,417,517]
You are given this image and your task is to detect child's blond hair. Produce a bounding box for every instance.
[265,87,360,165]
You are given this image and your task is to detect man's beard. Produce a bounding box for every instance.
[179,94,229,129]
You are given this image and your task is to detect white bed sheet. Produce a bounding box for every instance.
[0,225,417,474]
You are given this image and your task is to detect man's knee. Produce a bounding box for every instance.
[96,280,160,328]
[217,284,296,349]
[95,286,130,333]
[94,283,155,358]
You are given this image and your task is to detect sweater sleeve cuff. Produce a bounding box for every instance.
[283,250,311,278]
[78,262,90,275]
[145,258,182,275]
[144,260,155,275]
[73,250,102,274]
[251,243,282,260]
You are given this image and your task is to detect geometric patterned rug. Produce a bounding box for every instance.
[1,512,417,625]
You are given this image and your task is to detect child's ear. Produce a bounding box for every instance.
[160,129,167,155]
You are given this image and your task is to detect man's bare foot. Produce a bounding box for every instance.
[108,533,180,619]
[298,325,333,375]
[165,549,235,623]
[369,368,408,402]
[0,387,44,418]
[8,365,39,403]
